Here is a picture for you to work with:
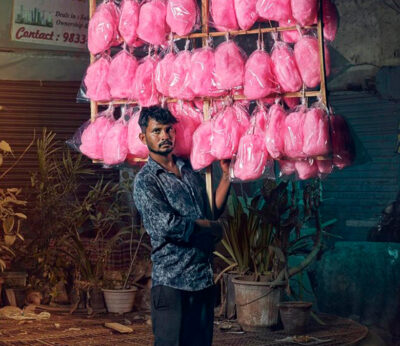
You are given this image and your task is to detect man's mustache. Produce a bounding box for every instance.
[159,140,172,147]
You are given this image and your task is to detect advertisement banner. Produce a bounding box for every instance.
[10,0,89,49]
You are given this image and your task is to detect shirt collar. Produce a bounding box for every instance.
[147,156,187,175]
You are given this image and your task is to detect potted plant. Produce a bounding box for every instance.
[215,179,334,331]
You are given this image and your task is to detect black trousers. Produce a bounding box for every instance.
[151,285,215,346]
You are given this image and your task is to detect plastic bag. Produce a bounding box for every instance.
[88,1,120,55]
[80,108,114,160]
[214,40,245,91]
[317,159,333,174]
[102,116,129,165]
[84,56,111,102]
[294,36,331,88]
[303,104,331,156]
[253,103,268,133]
[169,48,195,100]
[127,110,149,159]
[155,51,176,97]
[190,121,215,170]
[108,50,138,100]
[265,103,286,159]
[284,97,300,109]
[211,106,245,160]
[256,0,292,22]
[295,159,318,180]
[119,0,140,46]
[291,0,318,27]
[322,0,339,42]
[234,0,258,30]
[134,55,161,107]
[279,160,296,177]
[189,47,216,97]
[169,101,203,126]
[280,17,301,44]
[232,130,269,181]
[271,41,302,93]
[168,102,200,157]
[233,102,251,134]
[137,0,169,46]
[330,114,355,169]
[283,106,307,158]
[244,49,277,100]
[166,0,198,36]
[210,0,239,31]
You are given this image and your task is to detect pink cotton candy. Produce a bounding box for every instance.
[214,41,245,90]
[284,107,307,158]
[254,106,268,133]
[233,103,251,135]
[280,17,301,44]
[272,42,302,93]
[119,0,140,46]
[234,0,258,30]
[102,121,128,165]
[166,0,197,36]
[265,104,285,159]
[211,107,244,160]
[295,160,318,180]
[127,114,149,159]
[234,133,268,181]
[279,160,296,176]
[80,116,114,160]
[88,2,119,55]
[256,0,292,22]
[291,0,318,26]
[169,51,195,100]
[137,0,169,46]
[244,50,277,100]
[211,0,239,31]
[169,102,203,126]
[322,0,338,42]
[191,121,215,170]
[155,52,176,97]
[294,36,331,88]
[134,57,160,107]
[330,115,355,169]
[303,107,331,156]
[108,51,138,100]
[190,48,215,97]
[84,57,111,102]
[317,159,333,174]
[284,97,300,109]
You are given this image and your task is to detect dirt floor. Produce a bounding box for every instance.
[0,307,371,346]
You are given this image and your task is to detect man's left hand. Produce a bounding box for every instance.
[220,160,230,178]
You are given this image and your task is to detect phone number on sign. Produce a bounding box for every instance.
[62,32,87,45]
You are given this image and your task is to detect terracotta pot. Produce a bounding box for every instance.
[278,301,313,334]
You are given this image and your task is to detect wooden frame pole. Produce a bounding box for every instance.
[89,0,98,122]
[317,0,328,106]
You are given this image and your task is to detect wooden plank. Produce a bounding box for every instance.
[317,0,328,106]
[89,0,97,122]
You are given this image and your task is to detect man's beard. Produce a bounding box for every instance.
[148,140,174,156]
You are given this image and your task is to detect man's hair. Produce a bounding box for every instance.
[138,106,178,133]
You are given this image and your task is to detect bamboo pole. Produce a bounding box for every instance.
[89,0,98,122]
[317,0,328,106]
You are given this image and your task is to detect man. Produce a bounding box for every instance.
[133,106,231,346]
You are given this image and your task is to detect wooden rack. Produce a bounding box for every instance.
[88,0,329,211]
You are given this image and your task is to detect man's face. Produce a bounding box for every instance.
[140,118,176,156]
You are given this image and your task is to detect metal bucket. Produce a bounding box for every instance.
[232,276,285,331]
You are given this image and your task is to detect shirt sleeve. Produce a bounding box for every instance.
[134,174,195,243]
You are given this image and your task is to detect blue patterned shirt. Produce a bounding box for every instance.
[133,156,214,291]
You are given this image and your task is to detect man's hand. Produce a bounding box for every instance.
[195,219,223,243]
[220,160,230,179]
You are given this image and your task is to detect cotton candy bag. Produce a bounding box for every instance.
[190,121,215,170]
[155,52,176,97]
[103,117,129,165]
[280,17,301,44]
[134,56,160,107]
[169,101,203,126]
[210,0,239,31]
[256,0,292,22]
[166,0,198,36]
[244,50,277,100]
[322,0,339,42]
[119,0,140,46]
[169,50,195,100]
[84,56,111,102]
[128,111,149,159]
[279,160,296,176]
[137,0,169,46]
[295,159,318,180]
[291,0,318,26]
[294,36,331,88]
[265,103,285,159]
[234,0,258,30]
[271,41,302,93]
[284,106,307,158]
[189,48,216,97]
[330,114,355,169]
[214,41,245,91]
[80,112,114,160]
[108,50,138,99]
[303,106,331,156]
[88,2,119,55]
